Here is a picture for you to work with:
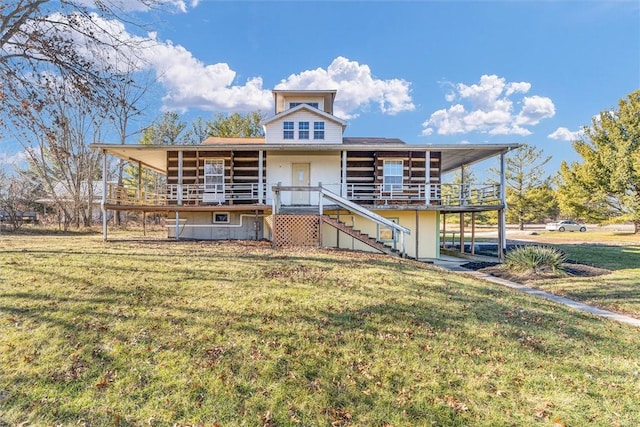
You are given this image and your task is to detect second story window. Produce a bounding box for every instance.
[314,121,325,140]
[298,122,309,139]
[283,121,294,139]
[383,160,403,192]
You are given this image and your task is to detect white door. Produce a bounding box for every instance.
[291,163,310,205]
[203,159,225,204]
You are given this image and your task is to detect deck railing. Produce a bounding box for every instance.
[104,182,501,208]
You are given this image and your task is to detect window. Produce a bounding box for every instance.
[213,212,229,223]
[298,121,309,139]
[283,121,294,139]
[378,218,399,242]
[383,160,403,191]
[313,121,325,140]
[290,102,319,109]
[204,159,224,193]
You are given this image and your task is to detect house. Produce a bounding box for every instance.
[92,89,517,260]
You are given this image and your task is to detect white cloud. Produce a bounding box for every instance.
[275,56,415,119]
[0,151,27,165]
[50,16,413,116]
[515,95,555,125]
[422,74,555,137]
[140,41,272,112]
[548,127,583,141]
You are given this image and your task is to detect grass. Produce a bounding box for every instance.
[535,243,640,318]
[1,233,640,425]
[501,231,640,318]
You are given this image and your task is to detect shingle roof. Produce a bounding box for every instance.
[342,137,406,145]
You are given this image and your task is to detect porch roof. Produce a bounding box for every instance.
[90,142,520,175]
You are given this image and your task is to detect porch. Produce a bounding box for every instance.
[102,182,503,210]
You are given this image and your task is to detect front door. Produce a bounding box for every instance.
[291,163,310,205]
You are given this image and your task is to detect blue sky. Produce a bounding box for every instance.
[2,0,639,179]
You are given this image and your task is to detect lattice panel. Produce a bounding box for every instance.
[273,215,320,247]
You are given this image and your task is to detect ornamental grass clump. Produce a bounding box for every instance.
[504,245,568,274]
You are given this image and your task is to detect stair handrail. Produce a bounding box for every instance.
[318,186,410,235]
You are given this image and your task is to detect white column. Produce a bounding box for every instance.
[177,151,183,206]
[341,151,347,197]
[425,151,431,205]
[176,150,183,241]
[101,150,108,241]
[258,150,264,204]
[499,152,507,259]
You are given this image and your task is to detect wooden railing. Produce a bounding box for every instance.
[104,182,502,208]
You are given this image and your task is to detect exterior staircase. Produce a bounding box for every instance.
[321,216,402,257]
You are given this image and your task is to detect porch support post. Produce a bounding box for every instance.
[460,164,466,206]
[175,150,183,241]
[137,161,142,200]
[101,149,108,241]
[441,213,446,249]
[341,150,347,197]
[471,212,476,255]
[425,151,430,205]
[177,151,183,206]
[459,212,465,254]
[499,152,507,260]
[258,150,264,204]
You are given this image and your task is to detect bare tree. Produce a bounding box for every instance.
[0,167,41,231]
[1,0,163,131]
[17,81,104,229]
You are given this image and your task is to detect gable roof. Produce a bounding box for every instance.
[260,103,347,129]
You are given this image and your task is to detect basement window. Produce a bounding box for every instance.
[213,213,229,223]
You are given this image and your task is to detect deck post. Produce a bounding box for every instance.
[101,149,108,241]
[471,212,476,255]
[341,151,347,197]
[258,150,264,204]
[425,151,430,205]
[499,152,507,260]
[459,212,465,254]
[177,151,183,206]
[137,161,142,200]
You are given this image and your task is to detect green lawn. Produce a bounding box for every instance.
[502,230,640,318]
[1,233,639,426]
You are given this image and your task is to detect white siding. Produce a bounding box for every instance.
[266,153,341,205]
[264,110,343,144]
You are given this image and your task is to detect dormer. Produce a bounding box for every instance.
[272,90,337,115]
[262,89,346,144]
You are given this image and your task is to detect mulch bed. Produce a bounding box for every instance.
[461,261,611,284]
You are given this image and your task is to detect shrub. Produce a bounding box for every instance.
[504,245,567,274]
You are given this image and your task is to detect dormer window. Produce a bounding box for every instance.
[290,102,319,109]
[314,122,325,140]
[298,122,309,139]
[283,121,294,139]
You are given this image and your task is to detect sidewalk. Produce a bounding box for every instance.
[432,256,640,328]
